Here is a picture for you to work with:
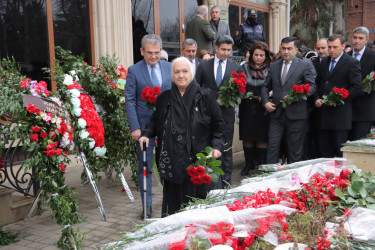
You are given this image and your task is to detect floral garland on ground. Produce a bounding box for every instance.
[52,47,138,184]
[0,59,84,249]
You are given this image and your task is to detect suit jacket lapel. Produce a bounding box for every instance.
[276,60,283,85]
[141,60,153,88]
[208,59,216,89]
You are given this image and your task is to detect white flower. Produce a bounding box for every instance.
[77,118,87,128]
[94,147,106,156]
[79,130,90,139]
[51,117,57,124]
[69,89,81,98]
[50,97,61,106]
[63,74,74,86]
[88,138,95,149]
[73,107,82,117]
[69,70,79,81]
[70,97,81,108]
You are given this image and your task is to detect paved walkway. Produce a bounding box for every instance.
[2,152,246,249]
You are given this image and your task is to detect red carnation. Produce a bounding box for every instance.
[201,174,212,184]
[26,104,37,114]
[43,148,55,157]
[239,72,246,78]
[339,169,351,179]
[232,72,239,78]
[304,84,310,94]
[153,86,161,95]
[190,175,202,185]
[31,126,41,133]
[238,86,246,93]
[187,166,198,176]
[67,82,83,90]
[59,163,66,172]
[148,95,157,103]
[295,85,304,94]
[30,134,39,141]
[340,89,349,99]
[196,166,206,175]
[20,79,30,89]
[333,87,340,93]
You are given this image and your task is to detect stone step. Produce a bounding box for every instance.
[0,188,35,226]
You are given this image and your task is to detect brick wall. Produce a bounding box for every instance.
[345,0,375,41]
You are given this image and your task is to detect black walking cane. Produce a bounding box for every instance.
[142,140,147,220]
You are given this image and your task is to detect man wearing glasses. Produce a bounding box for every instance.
[125,34,172,219]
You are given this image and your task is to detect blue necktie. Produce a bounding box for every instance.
[216,60,223,87]
[354,53,360,60]
[151,66,160,87]
[329,60,336,75]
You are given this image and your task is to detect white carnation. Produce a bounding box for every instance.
[77,118,87,128]
[69,70,79,81]
[73,107,82,117]
[79,130,90,139]
[88,138,96,149]
[71,97,81,108]
[94,147,106,156]
[69,89,80,98]
[63,74,74,86]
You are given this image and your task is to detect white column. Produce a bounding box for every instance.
[92,0,133,68]
[269,0,288,53]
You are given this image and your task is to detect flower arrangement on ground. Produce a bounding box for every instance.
[362,71,375,94]
[280,83,310,108]
[217,72,255,108]
[115,160,375,250]
[322,87,349,106]
[141,86,161,110]
[187,147,224,185]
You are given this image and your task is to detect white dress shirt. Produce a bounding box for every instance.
[147,63,162,87]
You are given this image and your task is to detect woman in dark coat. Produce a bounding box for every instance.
[139,56,224,217]
[238,42,271,175]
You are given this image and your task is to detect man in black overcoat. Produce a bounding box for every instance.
[195,35,240,188]
[314,34,362,157]
[348,26,375,140]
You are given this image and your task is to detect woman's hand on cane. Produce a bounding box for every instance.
[139,137,149,150]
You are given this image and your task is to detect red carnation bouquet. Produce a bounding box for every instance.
[217,72,255,108]
[362,71,375,94]
[187,147,224,185]
[141,86,161,110]
[322,87,349,107]
[280,83,310,108]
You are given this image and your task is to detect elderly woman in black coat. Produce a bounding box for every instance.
[139,56,225,217]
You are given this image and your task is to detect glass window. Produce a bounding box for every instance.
[52,0,92,64]
[229,5,240,55]
[132,0,154,64]
[159,0,179,61]
[0,0,49,82]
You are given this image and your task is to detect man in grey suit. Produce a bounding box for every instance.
[125,34,172,218]
[186,5,216,53]
[209,6,230,53]
[261,37,316,164]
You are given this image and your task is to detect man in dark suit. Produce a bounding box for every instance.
[314,34,362,157]
[209,6,230,53]
[185,5,216,53]
[181,39,201,77]
[125,34,172,218]
[348,26,375,140]
[261,37,316,164]
[195,35,240,188]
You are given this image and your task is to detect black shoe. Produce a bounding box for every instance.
[241,147,256,176]
[140,206,152,219]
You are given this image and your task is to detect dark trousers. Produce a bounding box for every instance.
[267,112,306,164]
[221,120,234,188]
[318,130,348,157]
[136,138,155,207]
[350,121,372,141]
